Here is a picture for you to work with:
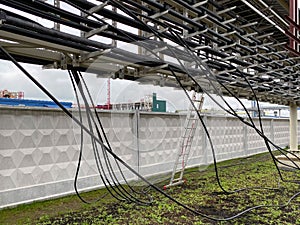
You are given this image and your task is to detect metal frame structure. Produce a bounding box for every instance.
[0,0,298,151]
[0,0,298,106]
[0,0,299,216]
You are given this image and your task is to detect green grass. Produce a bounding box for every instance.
[1,151,300,225]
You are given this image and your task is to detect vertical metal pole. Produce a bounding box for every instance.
[289,0,295,49]
[112,6,117,47]
[80,0,87,37]
[107,78,111,106]
[138,2,147,56]
[133,110,140,177]
[243,120,248,156]
[289,103,298,152]
[296,0,299,52]
[54,0,60,31]
[270,119,275,150]
[202,115,208,165]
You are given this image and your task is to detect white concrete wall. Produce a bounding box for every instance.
[0,107,298,208]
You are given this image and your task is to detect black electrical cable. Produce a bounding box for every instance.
[70,68,145,203]
[68,70,110,204]
[161,22,300,164]
[70,69,140,204]
[72,69,153,205]
[70,69,131,203]
[107,0,300,206]
[2,36,300,222]
[168,28,300,174]
[47,0,157,200]
[107,0,268,194]
[68,70,89,203]
[235,69,300,174]
[77,71,152,200]
[104,0,293,192]
[110,0,300,188]
[66,1,296,196]
[1,0,298,220]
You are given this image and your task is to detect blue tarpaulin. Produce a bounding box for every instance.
[0,98,72,108]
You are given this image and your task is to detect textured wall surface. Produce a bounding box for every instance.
[0,107,298,208]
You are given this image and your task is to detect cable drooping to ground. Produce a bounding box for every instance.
[69,67,153,205]
[106,0,300,190]
[61,0,291,192]
[2,43,300,222]
[0,0,300,221]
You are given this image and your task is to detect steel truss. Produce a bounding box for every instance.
[0,0,299,105]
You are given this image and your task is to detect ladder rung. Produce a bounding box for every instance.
[185,126,196,129]
[173,178,182,181]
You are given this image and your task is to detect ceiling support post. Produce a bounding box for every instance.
[289,103,299,152]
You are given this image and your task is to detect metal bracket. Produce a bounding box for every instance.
[192,14,208,22]
[221,31,237,37]
[143,64,169,73]
[221,18,236,25]
[186,29,208,38]
[150,10,169,19]
[193,0,208,8]
[217,6,236,15]
[240,22,258,28]
[86,1,109,16]
[192,45,209,51]
[84,25,109,38]
[153,46,168,53]
[80,49,111,62]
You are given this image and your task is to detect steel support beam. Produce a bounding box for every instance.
[289,103,299,152]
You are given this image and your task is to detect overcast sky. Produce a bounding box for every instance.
[0,59,228,111]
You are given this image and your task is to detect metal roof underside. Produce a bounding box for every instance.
[0,0,299,106]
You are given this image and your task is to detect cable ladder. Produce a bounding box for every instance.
[164,92,204,189]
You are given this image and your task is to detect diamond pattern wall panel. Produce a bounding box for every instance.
[205,116,245,162]
[273,119,291,148]
[246,118,268,155]
[0,108,136,208]
[139,113,184,177]
[0,107,297,209]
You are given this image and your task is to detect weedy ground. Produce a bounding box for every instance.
[1,151,300,225]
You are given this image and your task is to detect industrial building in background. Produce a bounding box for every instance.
[96,93,166,112]
[0,89,24,99]
[0,89,72,108]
